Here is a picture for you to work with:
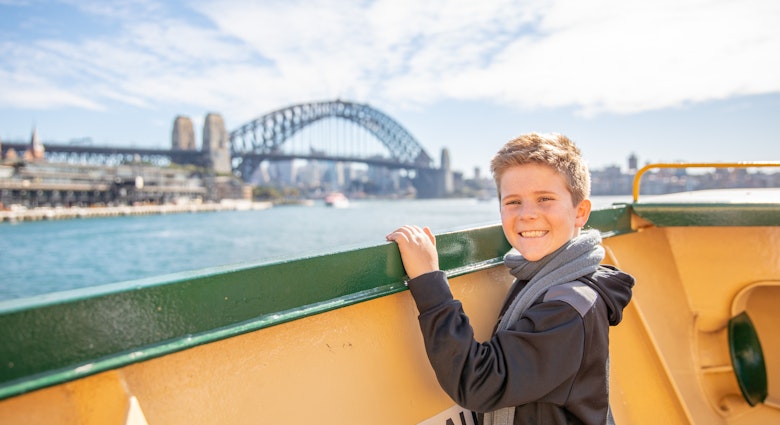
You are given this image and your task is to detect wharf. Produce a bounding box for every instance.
[0,200,273,223]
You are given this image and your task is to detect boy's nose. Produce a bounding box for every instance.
[518,204,539,219]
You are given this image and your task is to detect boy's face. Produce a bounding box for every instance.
[499,163,591,261]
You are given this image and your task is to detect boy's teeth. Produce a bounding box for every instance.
[521,230,546,238]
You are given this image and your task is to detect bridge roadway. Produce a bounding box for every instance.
[1,142,204,167]
[1,142,425,171]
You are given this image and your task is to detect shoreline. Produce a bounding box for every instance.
[0,200,276,223]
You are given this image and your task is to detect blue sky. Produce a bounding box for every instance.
[1,0,778,178]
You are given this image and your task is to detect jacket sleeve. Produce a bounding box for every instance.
[407,270,585,412]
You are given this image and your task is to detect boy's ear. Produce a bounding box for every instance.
[574,199,592,228]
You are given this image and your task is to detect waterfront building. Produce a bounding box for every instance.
[0,161,207,208]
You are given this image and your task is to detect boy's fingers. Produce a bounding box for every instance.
[423,227,436,246]
[386,227,410,242]
[386,225,423,242]
[386,231,402,242]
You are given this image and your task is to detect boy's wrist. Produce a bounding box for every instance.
[406,271,453,312]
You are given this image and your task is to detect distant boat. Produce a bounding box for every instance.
[324,192,349,208]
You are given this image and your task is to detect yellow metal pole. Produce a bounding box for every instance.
[632,162,780,202]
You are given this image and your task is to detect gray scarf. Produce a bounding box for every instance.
[484,229,604,425]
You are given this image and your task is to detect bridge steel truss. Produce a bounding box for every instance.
[229,100,434,178]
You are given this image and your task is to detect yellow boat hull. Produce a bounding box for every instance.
[0,267,514,425]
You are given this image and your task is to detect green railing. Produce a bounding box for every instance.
[1,222,525,400]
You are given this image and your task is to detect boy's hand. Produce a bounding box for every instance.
[386,225,439,279]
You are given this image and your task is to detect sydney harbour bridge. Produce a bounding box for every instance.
[1,100,452,198]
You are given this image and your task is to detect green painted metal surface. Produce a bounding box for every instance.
[633,203,780,227]
[0,224,514,400]
[728,312,768,406]
[584,204,633,237]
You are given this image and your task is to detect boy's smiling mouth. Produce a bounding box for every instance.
[520,230,548,238]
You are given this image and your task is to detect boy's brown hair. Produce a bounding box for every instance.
[490,132,591,206]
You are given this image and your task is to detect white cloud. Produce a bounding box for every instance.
[393,0,780,116]
[2,0,779,123]
[0,69,103,110]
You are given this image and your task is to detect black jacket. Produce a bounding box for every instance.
[407,265,634,425]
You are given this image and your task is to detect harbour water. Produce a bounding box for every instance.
[0,196,629,302]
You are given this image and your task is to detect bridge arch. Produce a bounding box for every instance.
[229,100,433,169]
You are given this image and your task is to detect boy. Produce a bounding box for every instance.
[386,132,634,425]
